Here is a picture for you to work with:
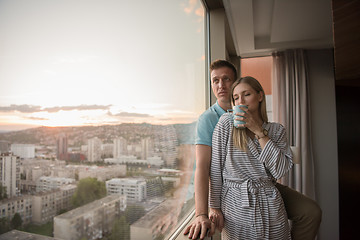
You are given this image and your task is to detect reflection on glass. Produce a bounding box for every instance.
[0,0,205,239]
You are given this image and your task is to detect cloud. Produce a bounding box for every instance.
[25,116,49,121]
[0,104,111,113]
[183,0,197,14]
[158,118,172,121]
[182,0,204,27]
[0,104,42,113]
[195,7,204,17]
[44,105,111,113]
[108,111,152,118]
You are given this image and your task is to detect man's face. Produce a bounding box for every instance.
[210,67,235,103]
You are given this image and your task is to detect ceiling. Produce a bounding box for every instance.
[211,0,334,58]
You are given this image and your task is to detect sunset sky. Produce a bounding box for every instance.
[0,0,206,131]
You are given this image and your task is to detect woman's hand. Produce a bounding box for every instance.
[209,208,224,233]
[234,107,263,134]
[183,214,215,239]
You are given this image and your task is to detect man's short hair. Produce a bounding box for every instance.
[210,59,238,79]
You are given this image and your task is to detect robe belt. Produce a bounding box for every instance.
[223,178,273,207]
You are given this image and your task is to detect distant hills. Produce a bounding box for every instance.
[0,122,197,147]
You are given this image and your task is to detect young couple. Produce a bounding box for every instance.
[184,60,322,239]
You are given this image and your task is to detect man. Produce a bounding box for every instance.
[184,60,322,240]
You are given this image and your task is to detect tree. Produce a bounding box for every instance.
[0,185,8,200]
[124,204,146,225]
[110,215,130,240]
[57,209,67,215]
[0,217,10,234]
[71,177,106,207]
[11,213,22,229]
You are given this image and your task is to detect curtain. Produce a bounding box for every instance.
[272,49,316,199]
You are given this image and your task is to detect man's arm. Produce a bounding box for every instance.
[184,144,215,239]
[195,144,211,217]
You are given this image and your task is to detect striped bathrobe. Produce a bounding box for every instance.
[209,113,293,240]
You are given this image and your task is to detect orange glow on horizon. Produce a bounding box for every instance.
[0,110,199,131]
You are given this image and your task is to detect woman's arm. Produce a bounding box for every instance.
[209,117,229,210]
[259,124,293,179]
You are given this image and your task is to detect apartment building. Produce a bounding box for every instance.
[20,160,72,193]
[101,143,114,158]
[113,137,127,158]
[78,165,126,181]
[56,133,68,160]
[53,194,126,240]
[0,184,76,226]
[10,144,35,159]
[87,137,102,162]
[20,159,67,182]
[32,185,76,224]
[147,156,164,167]
[50,166,76,179]
[158,126,178,167]
[0,152,20,197]
[0,195,33,225]
[20,179,37,194]
[36,176,75,192]
[141,137,154,160]
[105,155,164,167]
[105,155,140,164]
[0,141,10,153]
[106,178,146,202]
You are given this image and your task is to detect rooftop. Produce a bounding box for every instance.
[132,198,179,228]
[106,178,145,184]
[0,230,60,240]
[55,194,124,220]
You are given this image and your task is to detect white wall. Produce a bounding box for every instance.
[307,49,339,240]
[209,8,227,106]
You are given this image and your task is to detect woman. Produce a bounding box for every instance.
[209,76,293,239]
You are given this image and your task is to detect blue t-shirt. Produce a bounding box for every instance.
[195,101,227,146]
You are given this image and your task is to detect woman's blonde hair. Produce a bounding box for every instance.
[231,76,268,151]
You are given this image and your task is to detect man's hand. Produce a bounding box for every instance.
[183,215,215,239]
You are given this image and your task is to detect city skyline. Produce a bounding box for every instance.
[0,0,206,131]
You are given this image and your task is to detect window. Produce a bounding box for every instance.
[0,0,206,239]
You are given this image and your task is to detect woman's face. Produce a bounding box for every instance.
[232,82,263,112]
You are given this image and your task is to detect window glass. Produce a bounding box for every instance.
[0,0,206,239]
